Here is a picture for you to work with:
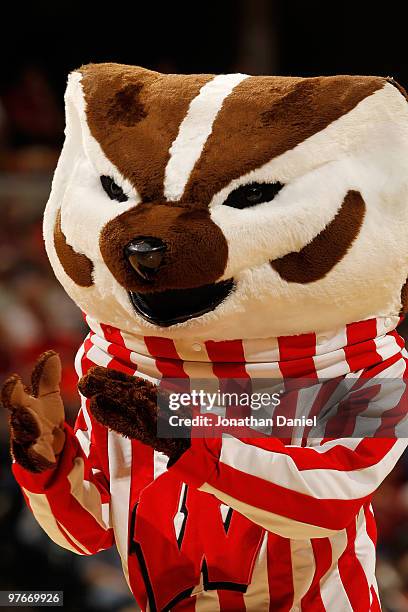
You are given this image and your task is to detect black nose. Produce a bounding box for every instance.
[125,236,167,280]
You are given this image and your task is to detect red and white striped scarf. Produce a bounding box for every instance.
[80,314,405,382]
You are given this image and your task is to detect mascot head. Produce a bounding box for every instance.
[44,63,408,340]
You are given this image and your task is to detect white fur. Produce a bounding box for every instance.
[163,73,248,201]
[44,72,143,330]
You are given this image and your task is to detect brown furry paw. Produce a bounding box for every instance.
[78,366,190,462]
[1,352,66,473]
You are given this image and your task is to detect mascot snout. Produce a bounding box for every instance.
[100,202,233,326]
[99,203,228,292]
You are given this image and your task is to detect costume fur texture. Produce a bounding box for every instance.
[43,65,408,339]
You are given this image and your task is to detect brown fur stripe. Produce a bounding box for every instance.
[79,63,213,202]
[182,75,386,205]
[271,190,366,283]
[54,209,94,287]
[400,278,408,315]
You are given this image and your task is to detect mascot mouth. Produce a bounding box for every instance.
[129,279,234,326]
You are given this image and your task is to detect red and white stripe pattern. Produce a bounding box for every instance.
[12,315,408,611]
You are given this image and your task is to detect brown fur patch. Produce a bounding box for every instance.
[9,406,40,444]
[1,374,22,412]
[80,366,190,461]
[79,63,213,202]
[183,75,386,204]
[1,374,55,473]
[11,439,55,473]
[271,190,366,283]
[31,350,58,398]
[99,203,228,291]
[108,82,147,126]
[400,278,408,314]
[54,209,94,287]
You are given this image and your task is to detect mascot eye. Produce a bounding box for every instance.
[100,176,128,202]
[223,182,284,209]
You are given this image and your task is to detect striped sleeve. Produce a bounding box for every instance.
[12,415,114,556]
[170,436,407,539]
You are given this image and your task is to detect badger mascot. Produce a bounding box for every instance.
[3,63,408,611]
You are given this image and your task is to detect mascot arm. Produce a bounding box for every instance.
[77,366,408,539]
[2,353,114,555]
[169,436,407,539]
